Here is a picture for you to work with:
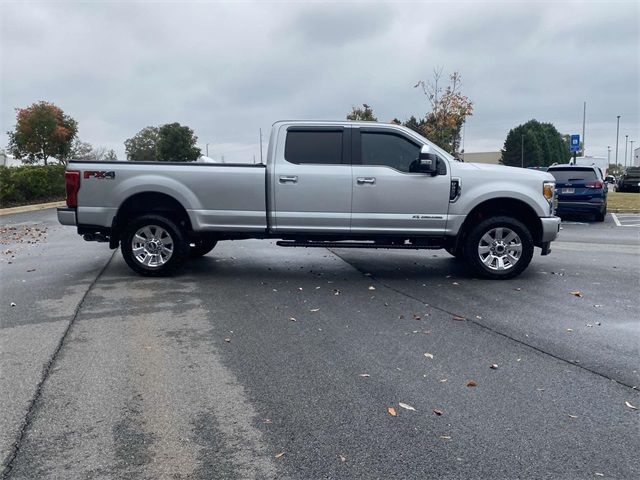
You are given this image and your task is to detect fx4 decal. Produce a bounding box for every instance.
[84,171,115,179]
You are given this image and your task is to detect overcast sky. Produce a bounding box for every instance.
[1,0,638,163]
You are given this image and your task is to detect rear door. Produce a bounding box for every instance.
[350,127,451,234]
[272,126,352,233]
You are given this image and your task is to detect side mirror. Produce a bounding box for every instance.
[417,145,438,174]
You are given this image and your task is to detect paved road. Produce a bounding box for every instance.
[1,209,638,479]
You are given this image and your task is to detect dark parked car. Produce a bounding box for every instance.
[618,166,640,193]
[548,165,607,221]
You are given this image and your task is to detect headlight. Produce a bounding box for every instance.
[543,181,554,202]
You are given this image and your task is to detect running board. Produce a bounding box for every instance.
[276,241,442,250]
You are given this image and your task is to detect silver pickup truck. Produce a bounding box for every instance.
[58,121,560,279]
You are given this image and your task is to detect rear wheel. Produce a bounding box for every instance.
[463,216,534,279]
[121,214,189,276]
[189,238,218,258]
[595,206,606,222]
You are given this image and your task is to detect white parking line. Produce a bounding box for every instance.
[611,213,622,226]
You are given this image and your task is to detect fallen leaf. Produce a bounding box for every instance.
[368,286,376,291]
[358,373,370,378]
[452,315,465,321]
[594,473,604,477]
[298,287,303,291]
[593,304,603,308]
[10,302,16,307]
[625,401,637,410]
[424,353,434,359]
[514,287,522,291]
[490,364,499,369]
[452,282,459,286]
[567,414,578,419]
[566,328,573,332]
[467,380,478,387]
[289,317,297,322]
[439,435,451,440]
[310,308,320,312]
[433,409,443,416]
[339,454,347,462]
[334,289,341,295]
[399,402,416,411]
[224,338,231,343]
[275,452,285,459]
[263,418,272,424]
[26,269,35,272]
[439,378,448,383]
[413,314,421,320]
[387,407,397,416]
[570,291,583,297]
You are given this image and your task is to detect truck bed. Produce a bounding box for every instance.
[69,161,268,232]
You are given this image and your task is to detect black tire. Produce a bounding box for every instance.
[595,207,606,222]
[463,216,534,280]
[121,214,189,277]
[189,238,218,258]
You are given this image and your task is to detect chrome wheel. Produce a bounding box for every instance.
[131,225,174,268]
[477,227,522,271]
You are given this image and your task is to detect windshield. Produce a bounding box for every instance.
[548,168,596,182]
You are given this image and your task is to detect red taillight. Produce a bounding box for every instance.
[585,180,603,189]
[65,170,80,207]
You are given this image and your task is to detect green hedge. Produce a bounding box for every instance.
[0,164,66,207]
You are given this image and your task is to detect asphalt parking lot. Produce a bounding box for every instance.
[1,208,638,479]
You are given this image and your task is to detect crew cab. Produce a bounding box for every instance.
[58,121,560,279]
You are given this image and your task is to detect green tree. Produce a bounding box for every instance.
[402,115,425,135]
[501,120,570,168]
[156,123,201,162]
[346,104,377,121]
[414,70,473,154]
[104,149,118,161]
[124,126,160,161]
[7,101,78,165]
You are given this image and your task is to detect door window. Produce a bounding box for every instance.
[285,130,343,165]
[361,132,421,173]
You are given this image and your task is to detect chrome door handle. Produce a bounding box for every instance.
[279,176,298,183]
[357,177,376,184]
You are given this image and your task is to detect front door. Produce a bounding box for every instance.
[272,127,352,233]
[351,128,451,235]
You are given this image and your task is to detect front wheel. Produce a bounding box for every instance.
[463,216,534,279]
[121,215,189,276]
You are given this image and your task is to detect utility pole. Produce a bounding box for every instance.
[259,128,263,164]
[615,116,621,166]
[206,143,209,157]
[624,135,628,168]
[581,101,586,155]
[607,146,611,166]
[521,134,524,168]
[630,140,635,167]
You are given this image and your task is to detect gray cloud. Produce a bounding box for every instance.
[1,1,638,162]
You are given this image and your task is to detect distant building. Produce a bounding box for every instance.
[459,151,501,165]
[634,147,639,167]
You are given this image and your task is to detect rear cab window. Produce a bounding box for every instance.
[284,130,344,165]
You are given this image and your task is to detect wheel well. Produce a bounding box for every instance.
[113,192,192,238]
[457,198,543,248]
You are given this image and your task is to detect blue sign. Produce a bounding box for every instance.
[570,134,580,152]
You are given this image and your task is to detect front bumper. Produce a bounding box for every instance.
[540,216,561,243]
[57,207,77,226]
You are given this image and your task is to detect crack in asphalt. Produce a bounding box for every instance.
[328,248,637,392]
[1,250,117,479]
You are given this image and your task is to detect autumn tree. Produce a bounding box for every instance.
[346,104,377,121]
[501,120,570,168]
[156,123,201,162]
[414,70,473,155]
[7,101,78,165]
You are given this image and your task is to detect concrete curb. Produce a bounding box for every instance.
[0,201,66,217]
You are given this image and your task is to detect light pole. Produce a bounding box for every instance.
[631,140,635,167]
[607,146,611,166]
[615,116,621,165]
[521,134,524,168]
[206,143,209,157]
[624,135,628,168]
